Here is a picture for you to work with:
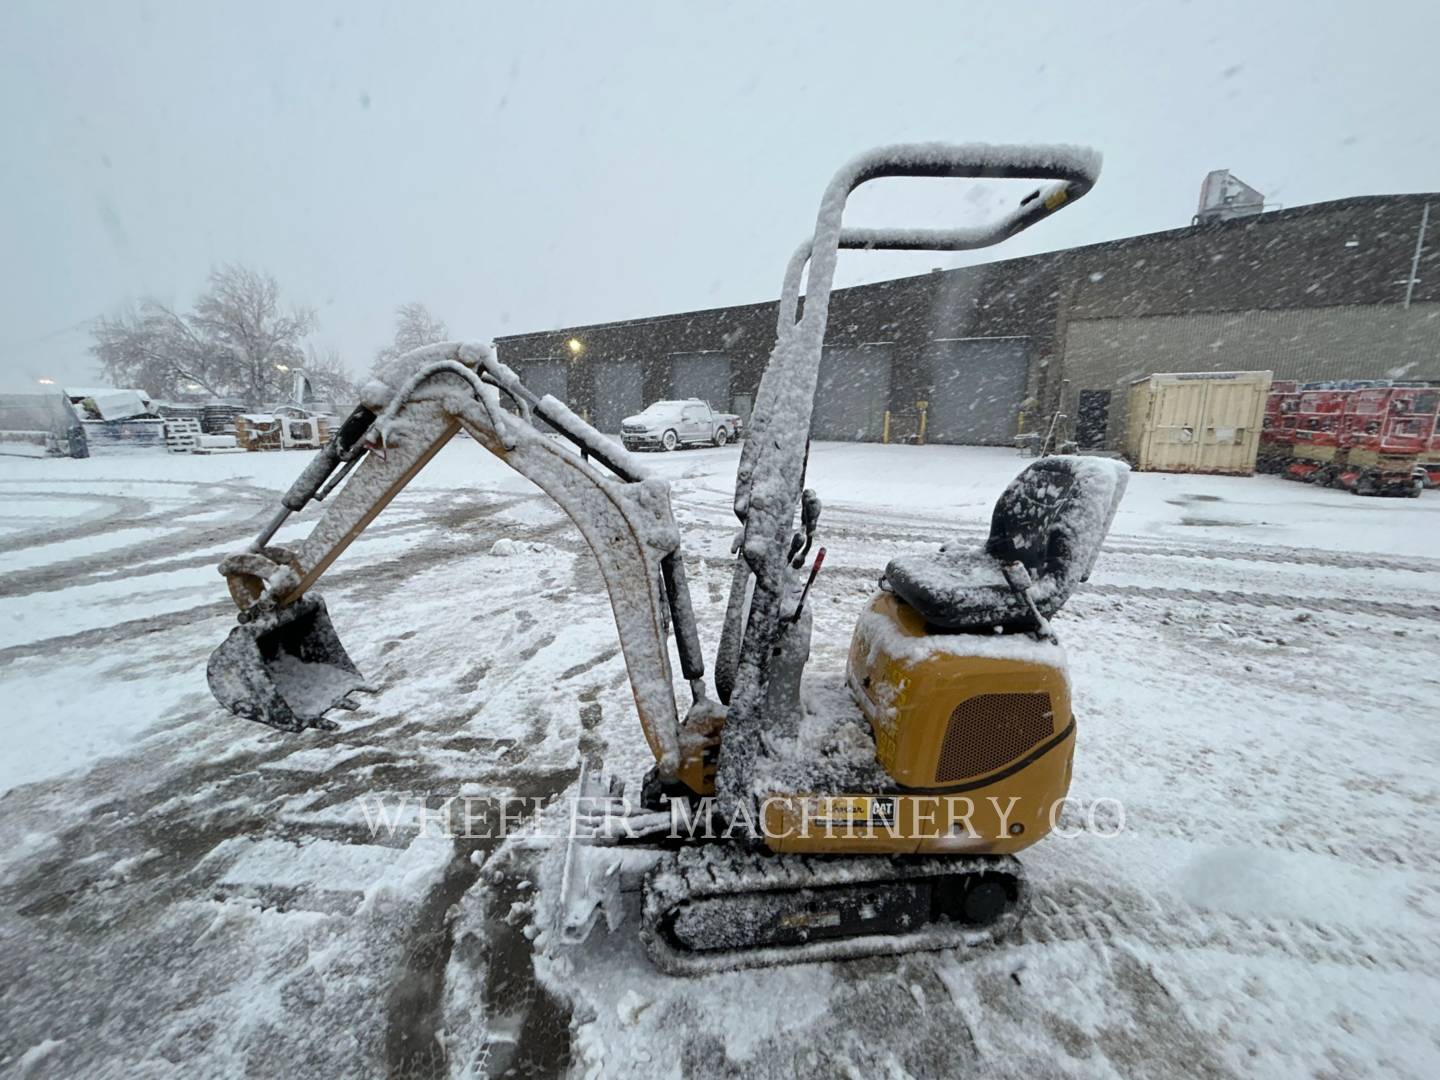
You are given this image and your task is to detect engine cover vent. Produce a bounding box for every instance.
[936,693,1053,784]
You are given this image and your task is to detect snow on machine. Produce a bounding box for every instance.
[206,142,1127,972]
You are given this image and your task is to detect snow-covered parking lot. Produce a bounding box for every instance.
[1,440,1437,1078]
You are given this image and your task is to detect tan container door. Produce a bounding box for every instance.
[1143,379,1205,471]
[1135,375,1269,473]
[1195,377,1265,474]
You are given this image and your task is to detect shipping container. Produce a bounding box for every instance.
[1126,370,1273,475]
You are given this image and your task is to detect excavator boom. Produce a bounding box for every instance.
[207,342,708,775]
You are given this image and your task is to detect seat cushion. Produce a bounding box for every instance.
[883,546,1048,632]
[883,456,1129,632]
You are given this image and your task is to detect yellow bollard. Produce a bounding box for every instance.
[882,410,891,444]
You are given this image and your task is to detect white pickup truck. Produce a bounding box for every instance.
[620,398,743,451]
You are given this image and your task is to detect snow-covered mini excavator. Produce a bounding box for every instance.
[207,143,1128,972]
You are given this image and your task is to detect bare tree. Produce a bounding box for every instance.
[300,345,358,406]
[191,265,316,407]
[372,302,449,371]
[93,301,226,399]
[90,265,319,407]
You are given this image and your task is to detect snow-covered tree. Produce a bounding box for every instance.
[91,265,324,407]
[372,302,449,371]
[92,300,225,400]
[189,265,316,407]
[300,345,358,406]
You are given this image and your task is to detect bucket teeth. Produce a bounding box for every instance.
[206,593,369,732]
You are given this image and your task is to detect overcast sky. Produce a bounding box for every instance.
[2,0,1436,387]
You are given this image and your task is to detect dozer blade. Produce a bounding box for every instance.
[207,593,369,733]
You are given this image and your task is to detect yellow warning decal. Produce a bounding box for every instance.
[814,796,873,822]
[779,910,843,929]
[1044,187,1069,211]
[809,795,899,825]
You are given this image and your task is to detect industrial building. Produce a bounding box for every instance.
[495,182,1440,451]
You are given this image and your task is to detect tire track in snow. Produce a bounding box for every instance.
[0,490,151,555]
[0,487,550,600]
[3,510,592,1074]
[1054,812,1440,877]
[1080,582,1440,622]
[0,509,275,598]
[1096,540,1437,575]
[0,599,237,665]
[696,555,1440,623]
[1022,881,1438,974]
[671,492,1439,575]
[0,477,279,549]
[0,508,580,664]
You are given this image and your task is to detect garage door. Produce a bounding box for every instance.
[670,354,731,410]
[812,345,892,441]
[923,338,1029,445]
[514,359,569,431]
[591,359,644,433]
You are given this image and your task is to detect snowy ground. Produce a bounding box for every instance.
[0,440,1437,1078]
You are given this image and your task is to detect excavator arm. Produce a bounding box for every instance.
[208,342,706,777]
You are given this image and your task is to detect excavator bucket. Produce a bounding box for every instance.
[206,594,368,733]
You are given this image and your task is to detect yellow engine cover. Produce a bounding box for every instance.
[829,591,1076,855]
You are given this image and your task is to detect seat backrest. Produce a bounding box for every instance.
[985,456,1129,589]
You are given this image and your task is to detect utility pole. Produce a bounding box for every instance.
[1404,201,1430,309]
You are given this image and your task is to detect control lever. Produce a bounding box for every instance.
[791,489,822,568]
[1000,560,1053,641]
[790,547,826,623]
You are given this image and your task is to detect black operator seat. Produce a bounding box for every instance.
[882,456,1130,632]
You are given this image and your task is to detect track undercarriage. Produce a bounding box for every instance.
[557,762,1033,975]
[640,845,1028,975]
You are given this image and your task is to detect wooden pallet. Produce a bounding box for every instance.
[164,417,201,453]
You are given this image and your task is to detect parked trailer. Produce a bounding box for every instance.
[1284,389,1350,484]
[1126,370,1271,475]
[1334,387,1436,497]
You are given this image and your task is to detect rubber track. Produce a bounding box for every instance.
[640,846,1027,975]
